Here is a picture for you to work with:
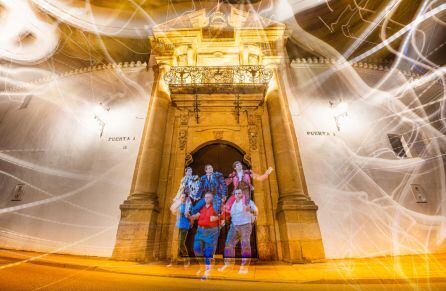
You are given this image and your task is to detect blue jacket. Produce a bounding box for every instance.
[198,172,227,200]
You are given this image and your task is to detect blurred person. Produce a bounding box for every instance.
[168,193,191,268]
[189,192,225,280]
[219,189,258,275]
[170,167,201,213]
[225,161,272,212]
[194,164,227,215]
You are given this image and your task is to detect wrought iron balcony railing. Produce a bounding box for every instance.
[164,65,273,90]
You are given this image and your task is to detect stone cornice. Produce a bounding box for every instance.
[7,58,431,93]
[290,57,423,79]
[8,61,149,92]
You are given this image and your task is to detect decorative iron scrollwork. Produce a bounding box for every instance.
[164,65,273,86]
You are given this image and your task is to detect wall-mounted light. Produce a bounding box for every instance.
[329,100,349,131]
[410,184,427,203]
[11,183,25,201]
[93,102,110,137]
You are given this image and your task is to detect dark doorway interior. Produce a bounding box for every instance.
[185,142,258,258]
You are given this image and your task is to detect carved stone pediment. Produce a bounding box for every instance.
[152,7,285,32]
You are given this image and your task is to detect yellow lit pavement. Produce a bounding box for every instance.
[1,249,446,290]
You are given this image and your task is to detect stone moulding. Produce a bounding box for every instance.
[290,57,423,79]
[8,58,426,92]
[7,60,149,92]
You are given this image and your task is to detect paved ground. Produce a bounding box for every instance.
[0,249,446,290]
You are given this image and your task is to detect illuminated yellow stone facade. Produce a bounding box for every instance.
[113,7,325,263]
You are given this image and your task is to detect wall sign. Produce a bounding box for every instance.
[107,136,136,142]
[306,131,336,136]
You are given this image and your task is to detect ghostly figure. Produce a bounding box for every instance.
[170,167,201,214]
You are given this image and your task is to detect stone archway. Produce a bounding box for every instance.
[188,140,249,173]
[189,142,244,177]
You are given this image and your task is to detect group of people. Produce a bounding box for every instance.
[170,161,273,280]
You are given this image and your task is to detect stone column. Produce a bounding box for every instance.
[113,64,171,261]
[266,67,325,263]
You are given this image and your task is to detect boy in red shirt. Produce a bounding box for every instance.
[189,192,225,280]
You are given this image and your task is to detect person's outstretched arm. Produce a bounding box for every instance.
[190,198,205,215]
[251,167,274,181]
[170,198,181,214]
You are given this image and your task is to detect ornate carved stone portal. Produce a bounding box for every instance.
[113,6,325,263]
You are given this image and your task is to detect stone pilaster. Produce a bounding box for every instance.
[113,65,170,261]
[266,68,325,263]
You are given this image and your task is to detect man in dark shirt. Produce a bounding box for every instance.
[189,192,224,280]
[195,164,227,215]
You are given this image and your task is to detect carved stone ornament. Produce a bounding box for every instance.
[247,111,257,125]
[243,154,252,167]
[213,130,224,140]
[151,39,174,55]
[248,126,257,151]
[185,153,193,166]
[178,129,187,150]
[180,112,189,126]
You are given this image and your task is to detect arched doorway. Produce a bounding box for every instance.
[189,142,246,177]
[185,142,258,258]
